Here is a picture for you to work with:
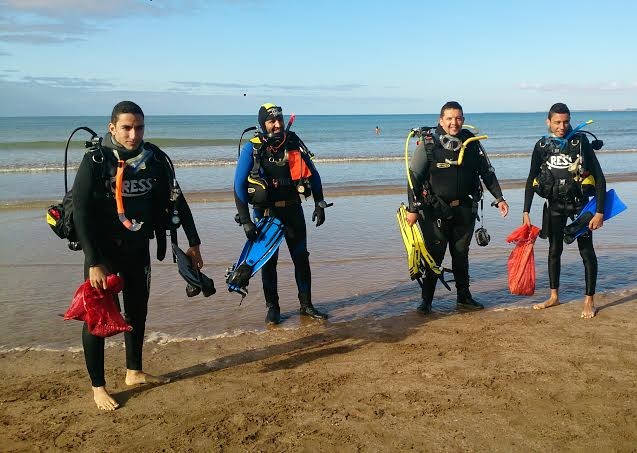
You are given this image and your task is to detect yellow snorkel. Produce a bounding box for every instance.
[445,134,488,166]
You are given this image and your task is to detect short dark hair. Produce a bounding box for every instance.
[548,102,570,119]
[111,101,144,124]
[440,101,463,117]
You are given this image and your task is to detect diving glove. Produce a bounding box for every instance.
[312,206,325,227]
[312,200,333,227]
[243,220,258,241]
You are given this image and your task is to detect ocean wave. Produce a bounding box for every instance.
[1,149,636,173]
[0,137,239,150]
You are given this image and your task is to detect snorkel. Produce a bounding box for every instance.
[445,134,488,166]
[110,142,153,233]
[114,157,143,232]
[565,119,594,141]
[547,119,596,150]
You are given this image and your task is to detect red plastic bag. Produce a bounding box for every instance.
[506,224,541,296]
[64,275,131,337]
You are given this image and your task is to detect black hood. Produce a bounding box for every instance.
[101,132,143,161]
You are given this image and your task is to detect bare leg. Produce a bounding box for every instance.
[533,288,560,310]
[125,369,170,386]
[581,295,597,319]
[92,386,119,411]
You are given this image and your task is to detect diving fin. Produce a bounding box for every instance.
[226,216,285,296]
[563,189,627,244]
[396,203,451,291]
[172,243,216,297]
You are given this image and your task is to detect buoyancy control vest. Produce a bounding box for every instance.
[47,132,184,260]
[418,127,484,204]
[532,133,596,210]
[246,131,313,206]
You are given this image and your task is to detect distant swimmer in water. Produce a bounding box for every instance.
[375,126,381,135]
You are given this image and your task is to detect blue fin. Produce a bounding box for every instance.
[226,217,285,295]
[563,189,627,243]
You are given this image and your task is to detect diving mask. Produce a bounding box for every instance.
[474,227,490,247]
[440,134,462,152]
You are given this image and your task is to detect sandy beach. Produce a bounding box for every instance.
[2,177,636,451]
[2,287,637,451]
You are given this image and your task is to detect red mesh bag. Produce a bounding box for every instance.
[506,224,541,296]
[64,274,131,337]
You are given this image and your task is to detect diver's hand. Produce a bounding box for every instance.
[186,244,203,270]
[522,212,531,226]
[406,211,419,227]
[312,206,325,227]
[498,200,509,218]
[243,221,258,241]
[89,265,109,290]
[589,212,604,230]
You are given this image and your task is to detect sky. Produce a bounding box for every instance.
[1,0,636,116]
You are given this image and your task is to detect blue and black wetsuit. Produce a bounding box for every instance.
[73,133,200,387]
[408,127,505,305]
[233,132,324,308]
[524,133,606,296]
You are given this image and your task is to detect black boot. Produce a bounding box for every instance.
[417,279,435,314]
[264,290,281,325]
[457,288,484,310]
[416,299,432,314]
[299,293,328,320]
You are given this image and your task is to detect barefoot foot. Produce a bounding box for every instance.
[125,370,170,386]
[533,296,560,310]
[581,296,597,319]
[92,386,119,411]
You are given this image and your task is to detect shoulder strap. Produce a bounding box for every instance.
[420,129,437,165]
[143,142,182,259]
[249,137,263,177]
[86,145,113,194]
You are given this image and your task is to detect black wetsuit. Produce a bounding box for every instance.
[408,127,505,303]
[524,133,606,296]
[233,133,324,308]
[73,133,200,387]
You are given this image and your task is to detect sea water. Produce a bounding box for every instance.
[0,113,636,349]
[1,111,637,204]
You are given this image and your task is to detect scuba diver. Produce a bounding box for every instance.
[405,101,509,313]
[233,103,329,325]
[72,101,205,410]
[523,102,606,319]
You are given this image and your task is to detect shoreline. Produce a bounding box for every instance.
[4,172,637,210]
[1,286,633,354]
[2,287,636,450]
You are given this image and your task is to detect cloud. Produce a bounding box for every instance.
[519,81,637,92]
[0,0,208,44]
[3,0,162,19]
[0,33,88,44]
[0,77,420,116]
[21,75,115,89]
[1,73,364,99]
[168,80,366,94]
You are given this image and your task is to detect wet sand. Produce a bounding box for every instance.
[3,172,637,210]
[3,180,636,349]
[2,288,637,451]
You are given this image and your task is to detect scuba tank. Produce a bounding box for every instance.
[46,127,103,251]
